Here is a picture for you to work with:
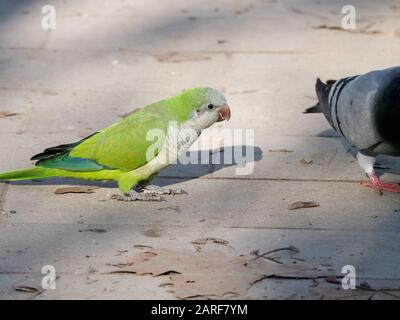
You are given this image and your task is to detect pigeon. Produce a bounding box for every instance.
[305,66,400,193]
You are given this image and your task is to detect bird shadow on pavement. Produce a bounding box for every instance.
[6,145,263,189]
[156,145,263,187]
[317,129,400,179]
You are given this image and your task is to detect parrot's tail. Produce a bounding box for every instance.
[0,167,55,181]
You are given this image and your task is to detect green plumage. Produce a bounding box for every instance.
[0,87,224,194]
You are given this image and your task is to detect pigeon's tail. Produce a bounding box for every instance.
[0,167,55,181]
[304,103,322,114]
[304,78,337,128]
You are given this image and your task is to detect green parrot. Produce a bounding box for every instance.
[0,87,231,201]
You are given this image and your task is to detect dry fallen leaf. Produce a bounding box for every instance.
[79,228,107,233]
[313,25,383,36]
[0,111,18,118]
[288,201,320,210]
[157,206,181,213]
[314,25,342,31]
[125,251,157,266]
[191,237,229,245]
[191,237,231,251]
[325,275,339,284]
[359,281,372,290]
[300,157,313,164]
[155,52,211,63]
[54,186,99,194]
[133,244,154,249]
[317,288,374,300]
[109,248,330,299]
[14,285,40,293]
[268,149,293,153]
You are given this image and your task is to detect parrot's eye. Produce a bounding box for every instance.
[207,104,214,110]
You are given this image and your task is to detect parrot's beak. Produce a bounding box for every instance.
[217,105,231,122]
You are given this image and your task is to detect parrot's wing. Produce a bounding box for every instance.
[33,111,168,172]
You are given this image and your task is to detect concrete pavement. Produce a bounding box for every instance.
[1,0,400,299]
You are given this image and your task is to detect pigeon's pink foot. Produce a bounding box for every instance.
[362,172,400,193]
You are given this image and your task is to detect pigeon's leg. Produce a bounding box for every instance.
[136,184,187,195]
[362,173,400,193]
[110,190,164,202]
[357,152,400,193]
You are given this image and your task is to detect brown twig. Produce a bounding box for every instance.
[252,245,300,262]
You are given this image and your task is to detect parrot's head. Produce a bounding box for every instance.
[180,87,231,130]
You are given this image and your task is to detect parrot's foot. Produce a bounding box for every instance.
[110,190,164,202]
[362,172,400,194]
[137,184,187,195]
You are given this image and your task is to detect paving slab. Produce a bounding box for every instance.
[2,221,400,299]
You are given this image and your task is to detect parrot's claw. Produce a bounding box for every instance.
[137,184,187,195]
[110,190,165,202]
